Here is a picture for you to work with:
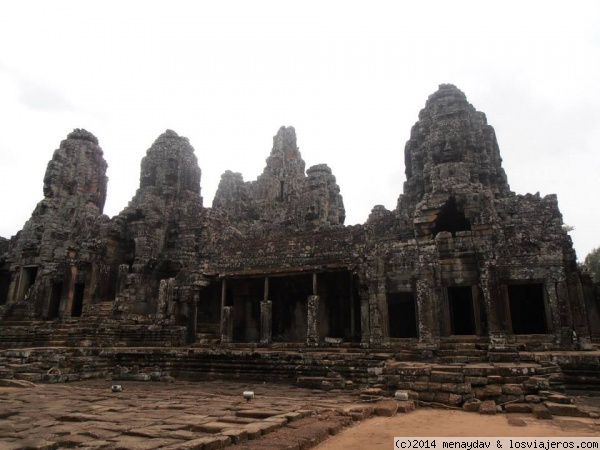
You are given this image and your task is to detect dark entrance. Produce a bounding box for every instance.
[48,282,63,319]
[508,283,547,334]
[319,271,360,342]
[17,266,38,301]
[72,283,85,317]
[231,278,262,343]
[433,197,471,237]
[0,270,9,305]
[387,292,418,338]
[271,274,311,342]
[447,286,476,335]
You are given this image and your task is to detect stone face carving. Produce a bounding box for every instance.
[0,85,595,355]
[212,126,345,233]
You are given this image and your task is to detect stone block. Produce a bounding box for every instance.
[502,384,524,395]
[546,394,572,404]
[531,404,553,420]
[505,403,532,414]
[462,398,481,412]
[544,402,589,418]
[523,377,550,391]
[412,381,429,392]
[221,428,248,445]
[431,371,464,383]
[375,400,398,417]
[478,400,497,415]
[397,401,416,413]
[483,385,502,398]
[418,391,435,402]
[465,376,487,386]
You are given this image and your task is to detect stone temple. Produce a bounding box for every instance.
[1,85,599,400]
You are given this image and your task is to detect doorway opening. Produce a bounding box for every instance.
[447,286,476,335]
[271,275,311,342]
[17,266,38,301]
[48,282,63,319]
[508,283,547,334]
[0,270,9,305]
[387,292,418,338]
[72,283,85,317]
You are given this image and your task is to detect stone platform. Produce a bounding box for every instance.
[0,379,374,450]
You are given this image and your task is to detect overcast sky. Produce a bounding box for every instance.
[0,1,599,261]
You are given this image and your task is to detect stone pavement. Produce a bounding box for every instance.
[0,379,379,449]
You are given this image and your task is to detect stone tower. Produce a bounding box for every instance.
[2,129,109,319]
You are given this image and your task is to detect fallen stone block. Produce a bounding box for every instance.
[544,402,589,418]
[504,403,532,414]
[375,400,398,417]
[397,401,416,413]
[462,398,481,412]
[478,400,497,415]
[531,404,553,420]
[546,394,572,404]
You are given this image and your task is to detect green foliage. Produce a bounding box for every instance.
[562,224,575,232]
[584,247,600,283]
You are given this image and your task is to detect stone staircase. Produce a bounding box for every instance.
[435,339,489,363]
[0,318,187,348]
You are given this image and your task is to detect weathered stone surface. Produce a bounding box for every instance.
[374,400,398,417]
[505,403,532,414]
[544,402,589,417]
[0,85,595,405]
[531,404,553,420]
[478,400,497,415]
[462,398,481,412]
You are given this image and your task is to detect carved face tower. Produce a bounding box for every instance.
[399,84,511,239]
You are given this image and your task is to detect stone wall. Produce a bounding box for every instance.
[0,85,594,359]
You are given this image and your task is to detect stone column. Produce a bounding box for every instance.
[116,264,129,296]
[187,292,199,345]
[480,262,508,349]
[260,276,272,345]
[221,306,234,343]
[306,295,319,346]
[260,300,272,345]
[416,278,435,345]
[61,261,78,318]
[555,280,573,348]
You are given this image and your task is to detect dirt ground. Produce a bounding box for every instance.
[316,408,600,450]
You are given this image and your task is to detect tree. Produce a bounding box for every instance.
[584,247,600,282]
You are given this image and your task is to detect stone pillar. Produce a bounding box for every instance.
[480,262,508,349]
[360,289,371,348]
[307,295,319,346]
[116,264,129,296]
[349,272,356,340]
[221,306,234,343]
[187,292,199,345]
[61,262,78,318]
[416,278,435,345]
[555,280,573,348]
[260,300,272,345]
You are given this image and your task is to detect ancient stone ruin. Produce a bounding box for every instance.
[1,84,599,405]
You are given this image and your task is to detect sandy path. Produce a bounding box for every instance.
[316,409,600,450]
